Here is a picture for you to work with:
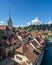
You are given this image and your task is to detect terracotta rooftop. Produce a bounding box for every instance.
[16,45,24,54]
[35,37,41,42]
[36,45,41,50]
[15,32,46,64]
[18,62,27,65]
[48,32,52,35]
[15,43,38,63]
[16,30,30,38]
[26,44,34,52]
[15,44,28,54]
[30,40,38,46]
[24,49,37,63]
[8,35,21,44]
[39,39,44,45]
[0,25,6,30]
[40,35,45,40]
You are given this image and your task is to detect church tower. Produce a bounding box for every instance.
[7,11,12,31]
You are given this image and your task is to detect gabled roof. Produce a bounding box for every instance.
[15,43,38,63]
[16,45,24,54]
[26,44,34,52]
[16,30,30,39]
[15,32,45,64]
[24,49,37,63]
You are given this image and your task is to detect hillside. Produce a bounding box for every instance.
[23,24,52,31]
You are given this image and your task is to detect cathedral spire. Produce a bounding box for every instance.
[9,9,11,19]
[7,10,12,31]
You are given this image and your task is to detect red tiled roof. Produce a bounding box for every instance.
[24,50,37,63]
[16,45,24,54]
[48,32,52,35]
[36,45,41,50]
[15,32,45,64]
[16,44,28,54]
[18,62,27,65]
[15,43,38,63]
[26,44,34,52]
[40,39,44,45]
[0,25,6,30]
[16,30,30,38]
[40,35,45,40]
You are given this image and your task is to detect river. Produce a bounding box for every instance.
[41,40,52,65]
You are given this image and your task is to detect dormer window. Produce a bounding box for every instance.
[26,60,30,64]
[16,56,22,61]
[14,42,16,45]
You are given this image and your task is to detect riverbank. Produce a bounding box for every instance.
[41,40,52,65]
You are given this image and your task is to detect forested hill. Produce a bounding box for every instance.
[23,24,52,31]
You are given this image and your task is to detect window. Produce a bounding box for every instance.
[14,42,16,45]
[26,60,30,64]
[16,56,22,61]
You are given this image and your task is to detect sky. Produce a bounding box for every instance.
[0,0,52,27]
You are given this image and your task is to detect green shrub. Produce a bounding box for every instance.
[33,49,39,55]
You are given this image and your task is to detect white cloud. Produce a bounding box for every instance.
[26,21,31,26]
[31,17,41,25]
[0,21,4,25]
[48,20,52,24]
[14,25,18,27]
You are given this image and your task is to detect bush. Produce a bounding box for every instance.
[33,49,39,55]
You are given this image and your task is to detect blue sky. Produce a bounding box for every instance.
[0,0,52,26]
